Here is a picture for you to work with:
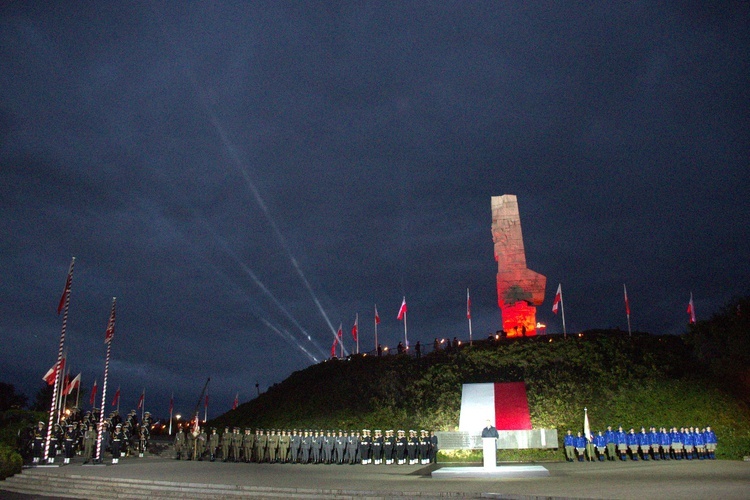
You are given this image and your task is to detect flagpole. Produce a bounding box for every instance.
[204,390,208,423]
[75,379,80,409]
[168,392,173,436]
[58,360,69,424]
[141,388,145,423]
[96,297,116,463]
[45,256,74,463]
[467,288,472,346]
[403,310,408,348]
[356,313,359,354]
[374,305,379,352]
[560,290,567,338]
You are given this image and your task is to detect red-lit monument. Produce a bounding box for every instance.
[491,195,546,337]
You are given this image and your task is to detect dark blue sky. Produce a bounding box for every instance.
[2,2,748,418]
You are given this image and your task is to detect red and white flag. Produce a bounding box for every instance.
[374,305,380,325]
[65,373,81,396]
[624,284,631,317]
[232,393,239,410]
[552,284,562,314]
[687,293,696,324]
[89,379,98,406]
[57,258,74,315]
[104,298,116,344]
[42,358,65,385]
[466,288,471,320]
[351,314,358,342]
[397,297,407,320]
[330,337,337,358]
[137,389,144,409]
[112,387,120,407]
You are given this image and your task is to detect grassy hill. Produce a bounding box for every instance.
[210,297,750,460]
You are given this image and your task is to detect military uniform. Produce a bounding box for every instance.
[396,430,407,464]
[83,425,96,463]
[242,429,254,462]
[208,428,220,461]
[290,429,301,463]
[301,431,312,463]
[334,431,346,464]
[419,430,429,464]
[32,422,45,463]
[278,430,291,463]
[268,430,280,462]
[63,425,76,464]
[383,430,394,464]
[111,424,125,464]
[221,427,232,461]
[231,427,242,462]
[256,429,268,462]
[196,428,207,460]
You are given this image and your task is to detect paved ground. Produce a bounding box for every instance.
[5,455,750,499]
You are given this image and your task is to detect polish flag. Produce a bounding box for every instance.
[552,284,562,314]
[57,258,74,315]
[232,393,239,410]
[624,284,630,316]
[65,373,81,396]
[397,297,407,321]
[137,390,144,409]
[458,382,532,431]
[351,314,358,342]
[330,338,337,358]
[42,358,65,385]
[104,298,116,344]
[89,380,97,406]
[687,293,696,324]
[466,288,471,320]
[374,306,380,325]
[112,387,120,407]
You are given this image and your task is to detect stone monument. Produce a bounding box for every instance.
[491,195,546,336]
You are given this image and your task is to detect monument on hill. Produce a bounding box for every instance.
[491,195,546,337]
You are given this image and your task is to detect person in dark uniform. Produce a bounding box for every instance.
[268,429,279,463]
[301,430,312,464]
[290,429,301,463]
[323,430,334,464]
[311,430,321,463]
[383,430,395,465]
[32,421,45,463]
[63,424,76,464]
[396,430,407,464]
[208,427,219,462]
[83,423,96,464]
[407,430,419,464]
[111,423,125,464]
[429,430,438,463]
[49,423,63,463]
[278,429,290,463]
[419,430,429,464]
[334,430,346,464]
[346,431,358,464]
[372,430,383,464]
[481,420,499,438]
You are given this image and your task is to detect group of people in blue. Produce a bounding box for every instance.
[564,425,718,462]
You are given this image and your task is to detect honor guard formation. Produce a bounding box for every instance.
[563,425,718,462]
[28,408,154,464]
[174,427,439,465]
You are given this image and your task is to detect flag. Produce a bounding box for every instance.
[624,284,630,316]
[42,358,65,385]
[397,297,407,320]
[192,415,199,434]
[466,288,471,320]
[89,380,97,406]
[104,298,116,344]
[204,394,209,409]
[112,387,120,407]
[374,305,380,324]
[584,408,592,442]
[57,258,74,315]
[457,382,532,431]
[687,293,696,324]
[330,337,337,358]
[137,389,144,409]
[351,314,358,342]
[62,374,70,394]
[232,393,238,410]
[65,373,81,396]
[552,284,562,314]
[337,323,343,341]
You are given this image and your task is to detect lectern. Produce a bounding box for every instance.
[482,437,497,468]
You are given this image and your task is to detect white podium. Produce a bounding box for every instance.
[482,437,497,468]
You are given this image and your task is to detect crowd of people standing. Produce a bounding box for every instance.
[564,425,718,462]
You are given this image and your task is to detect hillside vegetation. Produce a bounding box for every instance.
[210,297,750,459]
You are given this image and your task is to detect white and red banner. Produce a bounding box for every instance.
[552,284,562,314]
[458,382,532,432]
[397,297,407,320]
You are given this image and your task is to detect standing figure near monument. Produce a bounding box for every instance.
[290,429,301,463]
[564,430,575,462]
[334,430,346,464]
[111,423,125,464]
[593,431,607,461]
[383,430,394,465]
[604,425,616,461]
[704,426,717,459]
[574,432,586,462]
[395,430,407,465]
[626,428,639,460]
[268,429,279,462]
[300,430,312,464]
[173,428,185,460]
[63,424,76,464]
[83,424,96,464]
[429,430,438,463]
[615,426,628,461]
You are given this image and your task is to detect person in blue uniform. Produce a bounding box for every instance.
[593,431,607,461]
[604,425,616,461]
[659,427,671,460]
[574,432,586,462]
[626,428,639,460]
[683,427,695,460]
[563,430,575,462]
[693,426,706,459]
[704,426,717,459]
[615,426,628,461]
[638,427,650,461]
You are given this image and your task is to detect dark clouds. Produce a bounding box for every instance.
[1,2,748,417]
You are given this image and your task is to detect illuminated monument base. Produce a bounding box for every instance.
[491,195,546,337]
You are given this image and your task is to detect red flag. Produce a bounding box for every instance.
[330,338,337,357]
[467,288,471,320]
[137,390,144,409]
[43,359,62,385]
[552,284,562,314]
[112,387,120,407]
[374,305,380,325]
[65,373,81,396]
[57,258,74,315]
[89,380,98,406]
[687,293,696,324]
[351,314,358,342]
[204,394,209,409]
[337,324,343,340]
[397,297,407,320]
[232,393,238,410]
[624,284,630,316]
[105,298,116,344]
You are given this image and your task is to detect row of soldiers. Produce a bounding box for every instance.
[29,409,153,464]
[564,425,718,462]
[175,427,438,465]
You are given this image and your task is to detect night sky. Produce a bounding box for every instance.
[2,2,748,419]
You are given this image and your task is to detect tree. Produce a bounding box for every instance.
[31,384,53,412]
[0,382,28,411]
